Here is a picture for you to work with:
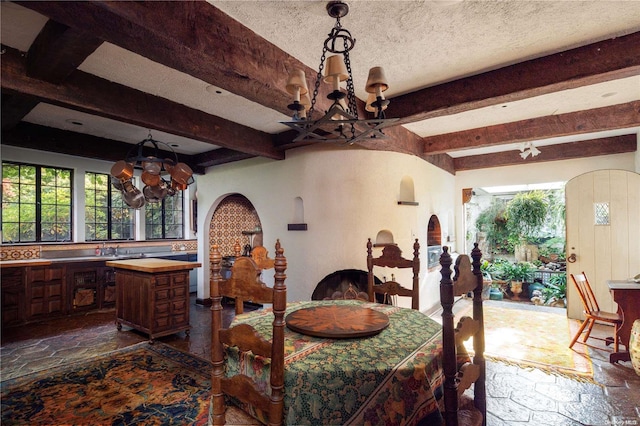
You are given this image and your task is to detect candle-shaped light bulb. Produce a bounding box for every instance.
[286,69,308,103]
[365,66,389,95]
[323,55,348,92]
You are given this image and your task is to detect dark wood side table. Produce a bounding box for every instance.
[608,280,640,363]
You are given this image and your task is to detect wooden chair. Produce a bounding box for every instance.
[366,238,420,310]
[210,240,287,426]
[439,244,486,426]
[228,241,276,314]
[569,272,623,352]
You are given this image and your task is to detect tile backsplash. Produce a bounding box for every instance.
[1,240,197,261]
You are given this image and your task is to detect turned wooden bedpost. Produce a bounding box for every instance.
[471,243,487,426]
[270,239,287,426]
[440,246,458,426]
[412,238,420,311]
[210,244,225,425]
[366,238,374,303]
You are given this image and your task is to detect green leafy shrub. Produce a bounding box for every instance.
[542,272,567,304]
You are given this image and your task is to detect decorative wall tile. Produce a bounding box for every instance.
[209,194,261,257]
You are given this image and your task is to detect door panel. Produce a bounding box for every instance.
[566,170,640,319]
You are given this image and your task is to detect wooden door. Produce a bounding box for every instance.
[565,170,640,319]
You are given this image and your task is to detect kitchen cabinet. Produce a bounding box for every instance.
[155,252,198,293]
[1,267,25,327]
[107,258,201,342]
[26,265,66,320]
[67,263,117,312]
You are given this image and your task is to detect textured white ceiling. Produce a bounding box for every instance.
[2,1,640,157]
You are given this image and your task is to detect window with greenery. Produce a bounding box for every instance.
[85,172,134,241]
[145,192,184,239]
[1,162,72,243]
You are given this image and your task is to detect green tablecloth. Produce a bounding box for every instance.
[225,299,444,425]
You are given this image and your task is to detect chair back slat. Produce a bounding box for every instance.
[571,273,600,314]
[440,244,486,426]
[366,238,420,310]
[211,240,286,426]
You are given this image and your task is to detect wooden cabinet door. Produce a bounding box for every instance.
[26,265,66,319]
[1,267,25,327]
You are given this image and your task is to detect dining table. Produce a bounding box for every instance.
[224,299,445,426]
[607,279,640,363]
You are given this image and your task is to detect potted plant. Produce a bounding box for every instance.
[502,261,537,299]
[480,260,493,300]
[542,272,567,307]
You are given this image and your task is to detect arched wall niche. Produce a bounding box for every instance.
[209,193,262,257]
[288,196,308,231]
[375,229,395,246]
[293,197,304,223]
[427,215,441,246]
[398,176,418,205]
[427,215,442,269]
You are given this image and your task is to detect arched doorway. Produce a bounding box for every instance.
[565,170,640,319]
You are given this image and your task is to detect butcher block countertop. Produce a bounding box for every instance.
[105,258,201,273]
[0,259,53,268]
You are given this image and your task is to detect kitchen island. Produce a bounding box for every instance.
[106,258,201,342]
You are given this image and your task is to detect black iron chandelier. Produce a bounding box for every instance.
[110,133,194,209]
[282,1,398,145]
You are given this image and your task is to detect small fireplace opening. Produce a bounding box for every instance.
[312,269,387,303]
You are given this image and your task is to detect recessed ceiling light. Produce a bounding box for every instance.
[205,85,226,95]
[65,119,83,126]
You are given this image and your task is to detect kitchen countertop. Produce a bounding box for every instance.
[105,258,201,273]
[0,251,197,268]
[0,259,54,268]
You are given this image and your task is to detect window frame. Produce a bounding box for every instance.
[84,171,135,241]
[1,161,73,243]
[145,191,184,240]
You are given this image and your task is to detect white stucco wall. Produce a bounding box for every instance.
[196,144,456,312]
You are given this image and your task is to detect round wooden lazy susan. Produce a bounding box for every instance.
[285,305,389,338]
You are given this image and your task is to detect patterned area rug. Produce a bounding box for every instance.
[0,342,210,425]
[464,303,594,382]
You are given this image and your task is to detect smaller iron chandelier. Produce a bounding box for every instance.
[110,132,194,209]
[282,1,398,145]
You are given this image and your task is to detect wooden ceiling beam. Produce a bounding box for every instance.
[14,0,433,166]
[1,46,283,160]
[1,122,205,174]
[26,20,103,83]
[15,0,332,117]
[194,148,257,168]
[1,91,40,131]
[453,135,638,171]
[424,101,640,154]
[388,31,640,125]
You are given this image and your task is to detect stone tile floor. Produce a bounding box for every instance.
[1,296,639,425]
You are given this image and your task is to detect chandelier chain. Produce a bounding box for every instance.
[309,45,329,120]
[343,39,357,117]
[281,1,398,144]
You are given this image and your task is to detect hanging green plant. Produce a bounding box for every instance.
[504,190,548,244]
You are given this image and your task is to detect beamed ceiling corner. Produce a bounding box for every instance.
[1,1,639,174]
